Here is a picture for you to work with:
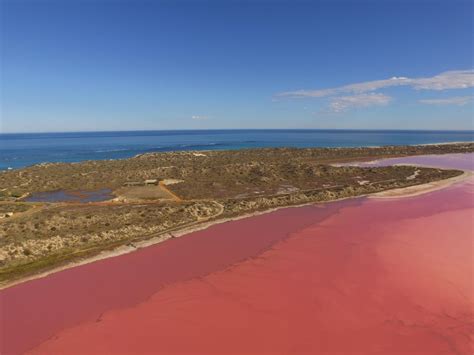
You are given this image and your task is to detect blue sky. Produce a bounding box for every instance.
[1,0,473,133]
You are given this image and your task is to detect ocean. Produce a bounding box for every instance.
[1,129,472,170]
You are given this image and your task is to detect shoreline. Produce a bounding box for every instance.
[2,141,473,172]
[370,171,472,198]
[415,141,473,146]
[0,201,328,290]
[333,151,473,168]
[1,169,470,291]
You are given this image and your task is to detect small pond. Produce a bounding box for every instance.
[24,189,114,203]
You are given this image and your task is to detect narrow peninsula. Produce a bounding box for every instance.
[1,142,472,286]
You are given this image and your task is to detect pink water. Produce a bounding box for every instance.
[1,154,473,354]
[352,152,474,170]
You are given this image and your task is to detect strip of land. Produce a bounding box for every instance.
[371,170,472,198]
[0,143,472,287]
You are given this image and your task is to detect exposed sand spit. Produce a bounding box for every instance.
[371,170,472,198]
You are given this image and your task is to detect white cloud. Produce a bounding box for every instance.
[329,93,392,112]
[276,69,474,99]
[412,71,474,90]
[418,96,473,106]
[191,115,208,120]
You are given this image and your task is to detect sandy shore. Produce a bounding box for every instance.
[416,141,473,146]
[1,171,470,290]
[0,202,325,290]
[371,171,472,198]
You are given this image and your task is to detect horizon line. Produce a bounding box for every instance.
[2,128,474,135]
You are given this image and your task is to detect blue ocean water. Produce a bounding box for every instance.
[1,129,473,170]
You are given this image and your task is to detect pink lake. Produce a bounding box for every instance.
[1,153,473,355]
[348,152,474,171]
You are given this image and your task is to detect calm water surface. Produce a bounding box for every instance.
[24,189,114,203]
